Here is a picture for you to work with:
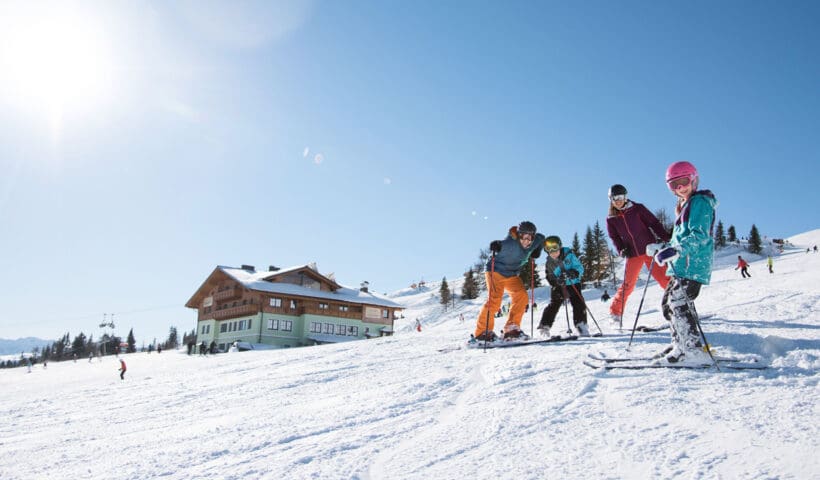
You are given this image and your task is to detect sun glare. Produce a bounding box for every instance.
[1,11,115,122]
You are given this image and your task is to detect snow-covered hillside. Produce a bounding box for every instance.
[1,232,818,480]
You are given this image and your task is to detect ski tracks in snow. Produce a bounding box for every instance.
[365,356,494,480]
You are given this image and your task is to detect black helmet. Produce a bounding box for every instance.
[608,184,628,199]
[544,235,562,252]
[518,221,537,236]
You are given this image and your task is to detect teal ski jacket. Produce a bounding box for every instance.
[668,190,717,284]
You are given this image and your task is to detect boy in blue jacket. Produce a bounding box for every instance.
[537,236,589,337]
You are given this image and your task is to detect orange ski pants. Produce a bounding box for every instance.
[474,271,529,337]
[610,254,670,316]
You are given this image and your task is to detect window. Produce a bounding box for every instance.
[290,300,297,309]
[310,322,322,333]
[239,320,246,330]
[220,323,227,333]
[270,298,282,308]
[348,326,359,336]
[339,305,349,312]
[336,324,345,335]
[280,320,293,331]
[323,323,333,334]
[201,325,206,334]
[248,319,252,330]
[268,319,279,330]
[319,303,329,310]
[382,309,389,318]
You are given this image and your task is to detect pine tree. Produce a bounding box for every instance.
[71,332,87,357]
[748,224,763,254]
[165,326,179,349]
[581,226,595,284]
[461,269,480,300]
[474,248,490,291]
[571,233,581,258]
[518,258,542,290]
[728,225,737,243]
[591,221,610,287]
[439,277,452,309]
[654,207,674,234]
[127,329,136,354]
[714,220,727,249]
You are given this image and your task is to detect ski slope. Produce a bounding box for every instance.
[1,232,818,480]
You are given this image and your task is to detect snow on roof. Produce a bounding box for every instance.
[218,266,403,309]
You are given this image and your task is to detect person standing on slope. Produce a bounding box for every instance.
[605,184,671,327]
[118,359,127,380]
[473,221,545,342]
[653,161,717,364]
[537,235,589,337]
[736,255,751,278]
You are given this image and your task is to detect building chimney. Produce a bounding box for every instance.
[268,265,280,272]
[360,281,369,293]
[241,264,255,272]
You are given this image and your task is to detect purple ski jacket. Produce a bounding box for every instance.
[606,201,670,258]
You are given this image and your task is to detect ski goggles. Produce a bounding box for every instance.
[544,241,561,252]
[609,194,627,202]
[667,175,693,190]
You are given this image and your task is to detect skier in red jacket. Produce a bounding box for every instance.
[118,359,127,380]
[736,256,751,278]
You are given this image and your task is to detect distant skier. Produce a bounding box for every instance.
[415,319,422,332]
[472,221,545,341]
[653,161,717,364]
[601,290,611,302]
[736,256,751,278]
[118,359,127,380]
[537,235,589,337]
[767,256,774,274]
[605,183,671,327]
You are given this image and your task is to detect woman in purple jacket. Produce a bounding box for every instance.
[606,184,671,326]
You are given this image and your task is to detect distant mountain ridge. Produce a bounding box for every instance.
[0,337,52,356]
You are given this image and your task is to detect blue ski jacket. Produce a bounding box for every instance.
[545,247,584,286]
[668,190,717,284]
[486,228,546,278]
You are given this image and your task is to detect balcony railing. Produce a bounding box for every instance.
[213,288,241,302]
[212,304,258,320]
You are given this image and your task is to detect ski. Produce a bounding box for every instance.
[634,324,670,332]
[584,360,767,370]
[587,352,748,364]
[466,335,579,349]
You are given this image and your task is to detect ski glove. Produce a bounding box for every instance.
[565,268,580,279]
[530,247,542,259]
[654,246,679,265]
[490,240,502,253]
[618,248,628,258]
[645,243,665,257]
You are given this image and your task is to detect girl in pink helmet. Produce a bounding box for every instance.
[652,161,717,364]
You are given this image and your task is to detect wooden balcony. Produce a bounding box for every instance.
[213,287,241,302]
[212,303,258,320]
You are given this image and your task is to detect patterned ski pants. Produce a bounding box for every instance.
[661,277,703,352]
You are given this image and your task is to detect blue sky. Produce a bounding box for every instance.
[1,0,818,344]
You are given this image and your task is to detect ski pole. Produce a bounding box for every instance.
[569,283,603,336]
[561,283,573,335]
[483,253,496,352]
[530,257,535,337]
[627,258,656,350]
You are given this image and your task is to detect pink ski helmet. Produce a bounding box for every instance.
[665,161,698,191]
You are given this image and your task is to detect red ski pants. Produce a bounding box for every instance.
[474,271,529,337]
[610,254,670,316]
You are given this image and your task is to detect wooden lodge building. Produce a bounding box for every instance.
[185,263,404,352]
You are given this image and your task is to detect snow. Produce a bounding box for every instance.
[1,233,819,480]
